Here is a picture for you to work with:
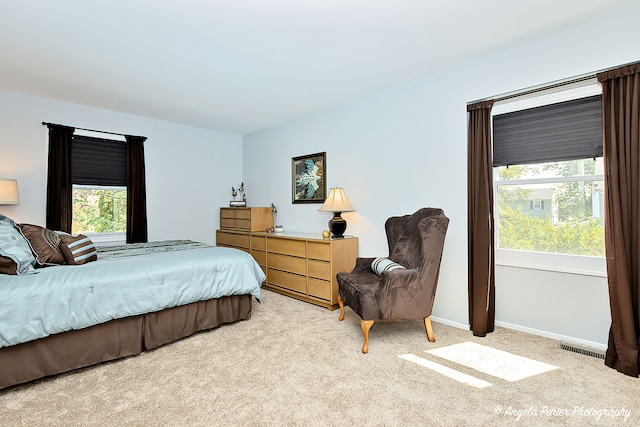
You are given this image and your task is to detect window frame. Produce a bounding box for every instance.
[70,130,128,246]
[491,82,606,277]
[493,171,606,277]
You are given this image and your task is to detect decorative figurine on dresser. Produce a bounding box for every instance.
[230,182,247,207]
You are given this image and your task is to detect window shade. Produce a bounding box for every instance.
[493,94,602,167]
[72,135,126,186]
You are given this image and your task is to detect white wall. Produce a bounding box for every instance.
[0,90,242,245]
[243,3,640,346]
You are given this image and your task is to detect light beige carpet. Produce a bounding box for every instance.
[1,289,638,426]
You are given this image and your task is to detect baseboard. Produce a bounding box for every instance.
[430,316,607,352]
[494,320,607,351]
[430,316,469,331]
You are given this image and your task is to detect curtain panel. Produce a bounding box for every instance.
[467,100,496,337]
[45,124,75,232]
[125,135,148,244]
[597,61,640,377]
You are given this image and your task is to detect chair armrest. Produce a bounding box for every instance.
[351,257,376,273]
[377,268,421,300]
[379,268,420,288]
[376,268,434,318]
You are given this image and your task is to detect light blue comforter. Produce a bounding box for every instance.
[0,242,265,348]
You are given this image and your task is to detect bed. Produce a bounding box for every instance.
[0,231,265,390]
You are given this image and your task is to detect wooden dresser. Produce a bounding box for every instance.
[217,224,358,310]
[219,207,273,232]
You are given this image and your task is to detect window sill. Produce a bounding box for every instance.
[84,232,126,247]
[496,249,607,277]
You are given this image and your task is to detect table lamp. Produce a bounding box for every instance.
[318,187,355,238]
[0,179,19,205]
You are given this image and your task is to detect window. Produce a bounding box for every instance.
[72,186,126,234]
[495,158,604,257]
[71,131,127,244]
[492,83,606,276]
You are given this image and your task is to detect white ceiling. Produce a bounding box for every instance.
[0,1,636,134]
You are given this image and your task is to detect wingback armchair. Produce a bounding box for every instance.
[336,208,449,353]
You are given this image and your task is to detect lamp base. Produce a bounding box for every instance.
[328,212,347,238]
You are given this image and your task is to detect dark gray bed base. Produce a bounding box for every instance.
[0,294,252,390]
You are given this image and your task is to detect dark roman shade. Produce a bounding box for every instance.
[72,135,126,186]
[493,94,602,167]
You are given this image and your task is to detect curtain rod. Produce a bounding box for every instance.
[469,60,640,106]
[41,121,144,139]
[468,72,598,106]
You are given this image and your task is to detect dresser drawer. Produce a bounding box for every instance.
[236,209,251,219]
[307,242,330,261]
[267,268,306,294]
[251,236,266,251]
[268,238,306,257]
[217,232,250,249]
[308,278,331,300]
[235,218,251,230]
[251,249,266,266]
[220,208,235,219]
[268,253,306,275]
[308,259,331,281]
[220,218,236,229]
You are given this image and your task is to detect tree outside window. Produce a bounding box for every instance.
[72,186,126,234]
[495,158,604,257]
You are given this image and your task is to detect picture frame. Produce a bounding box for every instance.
[292,152,326,204]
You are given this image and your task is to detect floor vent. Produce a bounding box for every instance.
[558,341,605,359]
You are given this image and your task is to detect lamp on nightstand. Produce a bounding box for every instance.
[0,179,19,205]
[318,187,355,238]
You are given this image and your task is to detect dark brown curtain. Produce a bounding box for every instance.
[597,62,640,377]
[467,100,495,337]
[45,124,75,232]
[125,135,148,244]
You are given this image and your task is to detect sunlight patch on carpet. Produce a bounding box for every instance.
[425,341,558,382]
[398,354,493,388]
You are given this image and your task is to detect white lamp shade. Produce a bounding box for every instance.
[318,187,355,213]
[0,179,20,205]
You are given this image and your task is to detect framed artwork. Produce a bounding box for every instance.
[292,152,326,203]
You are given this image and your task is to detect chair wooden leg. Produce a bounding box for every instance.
[338,295,345,321]
[360,320,374,354]
[424,317,435,342]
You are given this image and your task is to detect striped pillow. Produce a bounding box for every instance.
[59,234,98,265]
[371,257,406,276]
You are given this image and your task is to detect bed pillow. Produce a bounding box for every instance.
[18,223,66,266]
[59,233,98,265]
[0,214,36,275]
[371,256,406,276]
[0,255,18,275]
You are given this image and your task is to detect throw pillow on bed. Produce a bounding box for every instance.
[0,213,36,275]
[58,233,98,265]
[371,256,406,276]
[18,223,66,266]
[0,255,18,275]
